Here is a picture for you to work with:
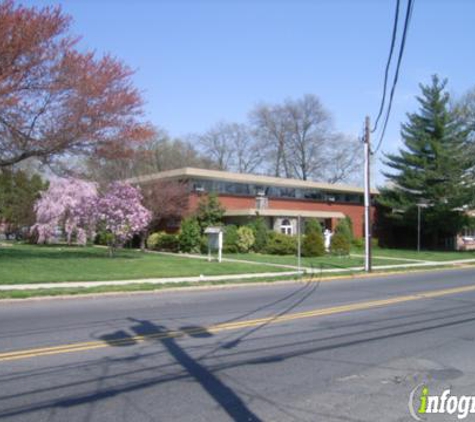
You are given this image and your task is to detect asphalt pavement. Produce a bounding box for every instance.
[1,267,475,421]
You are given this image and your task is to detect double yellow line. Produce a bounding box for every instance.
[2,283,475,363]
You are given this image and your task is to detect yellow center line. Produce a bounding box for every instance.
[1,283,475,362]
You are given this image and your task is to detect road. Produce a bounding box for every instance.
[1,268,475,421]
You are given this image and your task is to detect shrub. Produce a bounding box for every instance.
[199,235,208,254]
[250,217,269,252]
[371,237,379,248]
[352,237,364,249]
[178,218,201,253]
[223,225,239,253]
[95,230,114,247]
[305,219,322,236]
[302,231,325,257]
[236,226,255,253]
[146,232,165,249]
[330,232,350,256]
[195,193,225,233]
[335,218,353,244]
[155,233,180,252]
[265,232,297,255]
[343,216,354,240]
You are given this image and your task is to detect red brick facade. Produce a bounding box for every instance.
[188,192,375,238]
[128,168,377,239]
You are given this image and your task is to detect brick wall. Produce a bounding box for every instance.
[188,193,375,239]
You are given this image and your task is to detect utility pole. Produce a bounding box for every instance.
[297,215,302,273]
[364,116,372,272]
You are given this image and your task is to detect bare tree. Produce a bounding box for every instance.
[197,122,262,173]
[323,134,363,185]
[454,87,475,142]
[250,103,292,177]
[251,94,362,183]
[136,130,214,174]
[194,121,264,173]
[85,127,215,183]
[251,95,333,180]
[284,95,332,180]
[195,122,238,171]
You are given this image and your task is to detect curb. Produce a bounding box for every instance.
[2,263,475,302]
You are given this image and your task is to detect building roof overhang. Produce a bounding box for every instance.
[126,167,379,195]
[224,209,346,219]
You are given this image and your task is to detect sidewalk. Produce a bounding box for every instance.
[156,250,475,272]
[0,270,302,291]
[2,257,475,291]
[350,253,431,263]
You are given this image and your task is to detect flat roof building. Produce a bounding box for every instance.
[128,167,378,238]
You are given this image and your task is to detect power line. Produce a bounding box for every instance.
[372,0,401,133]
[372,0,415,155]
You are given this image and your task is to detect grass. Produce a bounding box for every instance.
[0,243,289,284]
[224,252,417,269]
[2,242,475,300]
[366,247,475,262]
[224,248,475,268]
[1,262,472,300]
[0,273,304,300]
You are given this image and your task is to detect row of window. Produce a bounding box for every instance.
[189,179,364,204]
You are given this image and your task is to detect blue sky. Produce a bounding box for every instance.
[23,0,475,184]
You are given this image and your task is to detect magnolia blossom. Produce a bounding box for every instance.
[95,182,152,246]
[32,178,98,244]
[33,178,151,248]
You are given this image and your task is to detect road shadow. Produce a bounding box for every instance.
[119,317,263,422]
[3,303,475,422]
[180,325,214,338]
[99,330,137,347]
[219,280,320,350]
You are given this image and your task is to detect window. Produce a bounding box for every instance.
[187,179,364,204]
[225,182,251,195]
[280,219,293,235]
[303,189,323,200]
[192,183,205,192]
[462,228,475,238]
[278,187,296,198]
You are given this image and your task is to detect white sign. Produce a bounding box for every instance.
[204,227,223,263]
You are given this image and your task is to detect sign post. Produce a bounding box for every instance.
[204,227,223,263]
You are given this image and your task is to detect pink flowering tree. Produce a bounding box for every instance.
[32,178,98,245]
[96,182,152,256]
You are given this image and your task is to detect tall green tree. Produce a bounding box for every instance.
[0,169,48,238]
[195,193,225,233]
[378,75,475,248]
[249,215,269,252]
[178,217,201,253]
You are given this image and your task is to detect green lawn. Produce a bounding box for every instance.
[2,243,473,287]
[223,253,416,269]
[223,247,475,268]
[367,247,475,262]
[0,244,289,284]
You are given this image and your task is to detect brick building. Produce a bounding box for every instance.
[128,167,378,238]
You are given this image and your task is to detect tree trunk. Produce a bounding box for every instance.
[140,231,147,252]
